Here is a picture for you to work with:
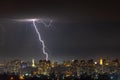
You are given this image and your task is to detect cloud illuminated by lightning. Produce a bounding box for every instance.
[13,19,52,27]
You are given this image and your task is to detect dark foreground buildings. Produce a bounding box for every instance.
[0,58,120,80]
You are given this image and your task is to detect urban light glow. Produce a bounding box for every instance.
[100,58,103,65]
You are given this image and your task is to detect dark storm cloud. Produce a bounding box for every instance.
[47,20,120,59]
[0,1,120,61]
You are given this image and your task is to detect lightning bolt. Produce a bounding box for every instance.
[32,19,48,61]
[13,18,52,60]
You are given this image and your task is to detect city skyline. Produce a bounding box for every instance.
[0,57,119,80]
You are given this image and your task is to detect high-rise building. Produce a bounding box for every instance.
[38,60,51,75]
[32,59,36,67]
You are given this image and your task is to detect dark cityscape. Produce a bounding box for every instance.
[0,0,120,80]
[0,58,120,80]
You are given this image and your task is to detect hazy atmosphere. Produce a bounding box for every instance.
[0,1,120,61]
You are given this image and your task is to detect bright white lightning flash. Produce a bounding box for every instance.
[32,19,49,61]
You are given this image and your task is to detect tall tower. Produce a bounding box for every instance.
[99,58,103,73]
[100,58,103,65]
[32,59,36,67]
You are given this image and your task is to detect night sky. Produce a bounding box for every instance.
[0,1,120,61]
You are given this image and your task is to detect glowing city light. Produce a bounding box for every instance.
[100,58,103,65]
[32,59,36,67]
[10,76,14,80]
[19,75,25,80]
[94,62,97,65]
